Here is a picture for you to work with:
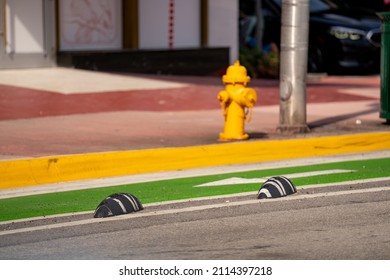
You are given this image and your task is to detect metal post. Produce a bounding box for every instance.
[255,0,263,49]
[1,0,7,48]
[278,0,310,133]
[378,12,390,124]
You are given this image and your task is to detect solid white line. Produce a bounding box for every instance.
[299,177,390,189]
[284,169,355,179]
[1,186,389,237]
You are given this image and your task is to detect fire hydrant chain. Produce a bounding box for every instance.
[218,61,257,140]
[245,107,253,123]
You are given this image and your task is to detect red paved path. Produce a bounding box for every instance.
[0,75,379,121]
[0,74,387,158]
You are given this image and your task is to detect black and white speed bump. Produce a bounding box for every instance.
[257,176,297,199]
[94,193,144,218]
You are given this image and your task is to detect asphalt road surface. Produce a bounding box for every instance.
[1,181,389,260]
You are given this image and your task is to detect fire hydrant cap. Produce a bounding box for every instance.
[223,61,251,85]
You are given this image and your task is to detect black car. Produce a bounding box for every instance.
[248,0,382,73]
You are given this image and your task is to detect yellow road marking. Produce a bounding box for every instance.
[1,131,390,190]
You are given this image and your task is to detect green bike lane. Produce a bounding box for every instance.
[1,152,389,222]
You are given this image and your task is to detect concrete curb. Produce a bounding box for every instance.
[1,131,390,190]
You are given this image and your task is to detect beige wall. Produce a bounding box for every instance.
[58,0,123,51]
[5,0,44,53]
[208,0,239,64]
[139,0,201,49]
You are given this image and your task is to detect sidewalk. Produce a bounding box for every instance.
[0,67,389,190]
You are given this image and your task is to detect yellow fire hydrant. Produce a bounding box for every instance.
[218,61,257,140]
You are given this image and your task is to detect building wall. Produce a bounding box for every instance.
[208,0,239,64]
[5,0,45,53]
[0,0,55,69]
[138,0,201,49]
[1,0,238,69]
[58,0,122,51]
[138,0,238,63]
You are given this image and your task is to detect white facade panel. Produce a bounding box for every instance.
[139,0,200,49]
[59,0,122,51]
[174,0,200,48]
[5,0,44,53]
[208,0,239,64]
[139,0,169,49]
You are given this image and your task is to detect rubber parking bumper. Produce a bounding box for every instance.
[257,176,297,199]
[94,193,144,218]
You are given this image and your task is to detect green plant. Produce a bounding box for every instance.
[239,45,280,79]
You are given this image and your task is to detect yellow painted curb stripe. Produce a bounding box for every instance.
[1,132,390,190]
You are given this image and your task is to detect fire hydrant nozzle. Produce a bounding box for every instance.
[218,61,257,140]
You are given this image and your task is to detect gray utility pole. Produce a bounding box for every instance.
[255,0,263,49]
[278,0,310,133]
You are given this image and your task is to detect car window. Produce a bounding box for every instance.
[310,0,339,12]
